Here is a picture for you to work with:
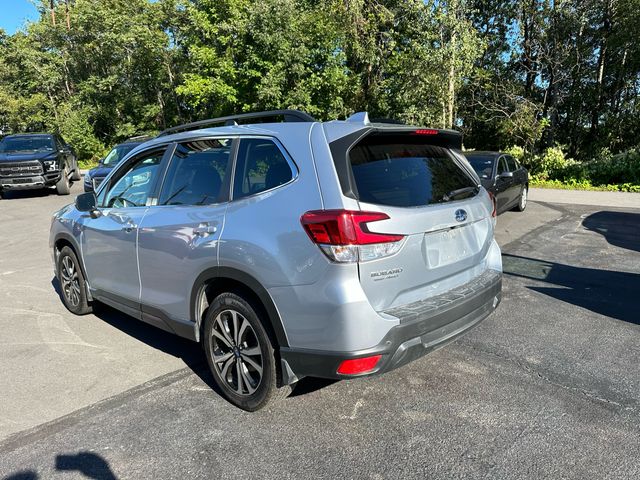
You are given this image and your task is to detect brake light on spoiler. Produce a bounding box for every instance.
[412,129,439,135]
[301,210,405,263]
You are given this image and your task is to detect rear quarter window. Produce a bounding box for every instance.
[349,134,478,208]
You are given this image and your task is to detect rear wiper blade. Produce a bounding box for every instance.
[443,186,479,202]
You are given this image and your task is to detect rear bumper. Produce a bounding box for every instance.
[280,269,502,383]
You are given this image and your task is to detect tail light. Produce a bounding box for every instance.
[300,210,405,263]
[337,355,382,375]
[488,192,497,218]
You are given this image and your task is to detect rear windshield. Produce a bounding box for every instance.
[464,154,495,179]
[349,134,478,207]
[102,143,138,167]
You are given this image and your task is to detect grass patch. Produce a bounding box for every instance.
[530,178,640,193]
[78,159,99,170]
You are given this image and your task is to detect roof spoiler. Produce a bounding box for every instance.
[369,127,463,151]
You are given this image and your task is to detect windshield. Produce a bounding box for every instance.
[464,154,495,179]
[102,144,137,167]
[0,136,55,153]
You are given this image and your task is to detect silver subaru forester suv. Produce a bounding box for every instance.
[50,110,502,410]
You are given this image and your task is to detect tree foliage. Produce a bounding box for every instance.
[0,0,639,167]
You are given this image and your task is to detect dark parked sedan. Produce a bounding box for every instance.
[84,137,148,192]
[464,151,529,214]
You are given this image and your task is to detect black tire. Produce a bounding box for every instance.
[203,292,292,411]
[71,164,82,181]
[56,166,71,195]
[514,185,528,212]
[57,246,92,315]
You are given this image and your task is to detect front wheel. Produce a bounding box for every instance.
[515,185,528,212]
[57,246,92,315]
[203,292,292,411]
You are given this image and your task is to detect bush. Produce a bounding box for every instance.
[507,144,640,191]
[531,178,640,193]
[510,146,574,179]
[584,148,640,185]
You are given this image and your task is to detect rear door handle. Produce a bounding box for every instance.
[194,223,217,237]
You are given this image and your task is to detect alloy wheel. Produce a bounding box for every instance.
[60,255,81,307]
[210,309,263,396]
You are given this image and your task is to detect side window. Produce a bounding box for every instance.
[233,138,293,200]
[498,156,509,174]
[100,149,165,208]
[159,138,232,206]
[506,156,517,172]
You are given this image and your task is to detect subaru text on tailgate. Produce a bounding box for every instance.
[50,110,502,411]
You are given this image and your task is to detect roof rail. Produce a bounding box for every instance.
[127,134,153,141]
[157,109,316,137]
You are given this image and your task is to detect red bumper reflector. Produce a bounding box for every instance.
[337,355,382,375]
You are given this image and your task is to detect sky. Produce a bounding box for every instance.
[0,0,39,34]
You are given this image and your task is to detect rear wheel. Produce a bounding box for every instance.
[56,165,71,195]
[515,185,528,212]
[57,246,92,315]
[71,163,82,181]
[203,292,291,411]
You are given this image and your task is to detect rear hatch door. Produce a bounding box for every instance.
[344,131,494,311]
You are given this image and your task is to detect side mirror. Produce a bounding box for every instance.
[75,192,101,218]
[498,171,513,179]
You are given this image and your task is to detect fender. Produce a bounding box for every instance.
[53,231,94,302]
[190,266,290,347]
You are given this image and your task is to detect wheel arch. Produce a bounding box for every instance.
[53,233,92,300]
[191,267,289,348]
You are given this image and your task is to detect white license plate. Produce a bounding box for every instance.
[424,227,475,268]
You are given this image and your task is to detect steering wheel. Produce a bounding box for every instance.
[110,196,138,209]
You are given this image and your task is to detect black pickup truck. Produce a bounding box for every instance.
[0,133,80,197]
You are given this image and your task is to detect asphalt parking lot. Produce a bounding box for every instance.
[1,183,639,479]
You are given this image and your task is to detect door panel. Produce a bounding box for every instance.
[505,155,521,205]
[137,138,234,322]
[138,205,226,321]
[80,147,167,306]
[494,156,512,212]
[80,208,147,305]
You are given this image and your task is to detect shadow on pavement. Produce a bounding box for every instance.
[3,452,119,480]
[50,277,335,404]
[0,188,53,200]
[582,210,640,253]
[56,452,118,480]
[3,472,38,480]
[49,276,225,395]
[503,253,639,325]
